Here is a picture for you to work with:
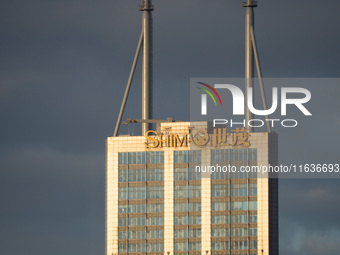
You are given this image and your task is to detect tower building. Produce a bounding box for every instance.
[107,1,278,254]
[106,122,278,255]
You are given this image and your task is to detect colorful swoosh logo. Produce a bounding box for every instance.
[196,82,223,106]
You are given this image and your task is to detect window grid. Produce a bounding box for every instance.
[117,149,260,253]
[174,150,201,163]
[118,151,165,165]
[211,149,257,162]
[174,185,201,199]
[117,151,165,250]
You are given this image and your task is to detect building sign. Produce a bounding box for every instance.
[145,128,250,148]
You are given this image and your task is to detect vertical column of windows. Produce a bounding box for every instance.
[117,151,165,253]
[173,150,201,254]
[210,149,258,253]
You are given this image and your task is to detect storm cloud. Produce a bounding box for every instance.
[0,0,339,254]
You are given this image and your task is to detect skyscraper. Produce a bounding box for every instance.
[108,0,278,254]
[106,121,278,255]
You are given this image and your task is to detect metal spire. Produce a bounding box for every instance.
[243,0,257,132]
[140,0,154,134]
[243,0,272,132]
[113,1,154,136]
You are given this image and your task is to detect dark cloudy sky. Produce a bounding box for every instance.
[0,0,339,254]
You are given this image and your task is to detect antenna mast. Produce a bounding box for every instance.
[243,0,271,132]
[113,0,154,136]
[140,0,154,134]
[243,0,257,132]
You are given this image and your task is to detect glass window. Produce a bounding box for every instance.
[212,241,229,251]
[128,186,146,200]
[128,230,146,239]
[189,167,201,180]
[229,150,234,161]
[188,150,201,163]
[249,201,257,210]
[127,152,146,165]
[174,185,201,198]
[211,228,229,237]
[146,216,164,226]
[147,168,164,181]
[147,229,164,239]
[128,152,135,164]
[231,201,248,210]
[211,202,229,211]
[174,229,188,238]
[248,149,257,161]
[230,214,248,224]
[174,242,188,251]
[211,170,229,180]
[248,214,257,223]
[234,148,249,161]
[174,202,201,212]
[211,149,229,162]
[211,228,219,237]
[188,185,201,198]
[128,204,146,213]
[174,167,201,181]
[118,169,128,182]
[128,243,146,253]
[174,216,188,225]
[237,201,246,210]
[147,203,164,213]
[189,242,201,251]
[211,149,215,162]
[188,202,201,212]
[137,152,145,164]
[128,168,145,182]
[118,204,127,214]
[174,151,186,163]
[211,215,229,224]
[230,241,249,250]
[146,243,164,252]
[174,167,187,180]
[118,187,128,200]
[248,183,257,196]
[118,217,127,226]
[249,241,257,249]
[118,152,128,165]
[118,243,127,253]
[119,151,166,167]
[118,230,127,239]
[234,149,239,161]
[174,150,201,163]
[249,227,257,236]
[231,228,248,237]
[211,184,229,197]
[174,203,188,212]
[128,217,146,226]
[174,185,187,198]
[188,215,201,225]
[231,184,248,196]
[147,151,164,164]
[147,186,164,199]
[189,229,201,238]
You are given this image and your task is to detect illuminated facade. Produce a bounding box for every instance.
[106,121,278,255]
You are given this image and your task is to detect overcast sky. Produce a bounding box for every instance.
[0,0,339,255]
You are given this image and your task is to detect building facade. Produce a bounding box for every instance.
[106,121,278,255]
